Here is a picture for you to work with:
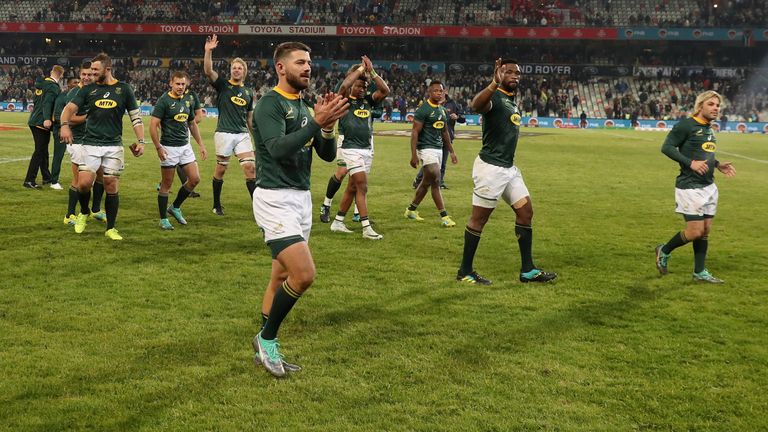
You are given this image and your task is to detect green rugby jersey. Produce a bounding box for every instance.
[211,77,253,133]
[70,80,139,147]
[186,89,202,112]
[661,116,719,189]
[28,77,60,127]
[62,86,88,143]
[413,99,447,150]
[52,88,69,125]
[478,88,522,168]
[151,92,196,147]
[252,87,336,190]
[339,94,375,149]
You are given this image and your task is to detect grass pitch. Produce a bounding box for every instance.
[1,112,767,431]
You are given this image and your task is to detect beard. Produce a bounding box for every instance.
[286,70,309,91]
[95,73,107,84]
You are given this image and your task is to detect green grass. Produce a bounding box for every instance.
[1,112,767,431]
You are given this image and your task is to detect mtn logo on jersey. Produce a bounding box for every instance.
[354,109,371,118]
[510,113,521,126]
[173,113,189,122]
[230,95,247,106]
[433,121,445,129]
[96,99,118,109]
[701,142,716,152]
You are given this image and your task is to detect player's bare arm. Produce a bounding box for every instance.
[203,34,219,82]
[471,58,502,114]
[410,121,423,168]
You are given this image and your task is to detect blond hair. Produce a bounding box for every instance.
[693,90,723,116]
[231,57,248,76]
[51,65,65,76]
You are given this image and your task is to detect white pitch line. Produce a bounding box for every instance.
[717,150,768,164]
[0,157,30,164]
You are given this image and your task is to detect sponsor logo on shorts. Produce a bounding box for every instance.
[174,113,189,122]
[230,96,247,106]
[701,142,716,152]
[433,121,445,129]
[510,114,522,126]
[354,109,370,118]
[95,99,118,109]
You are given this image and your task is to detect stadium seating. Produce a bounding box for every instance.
[1,0,765,26]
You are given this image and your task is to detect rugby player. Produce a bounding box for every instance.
[203,34,255,215]
[251,42,348,377]
[456,59,557,284]
[655,90,735,283]
[60,53,145,241]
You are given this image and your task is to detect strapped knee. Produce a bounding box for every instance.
[239,157,255,167]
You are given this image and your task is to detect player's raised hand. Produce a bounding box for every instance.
[493,58,503,84]
[313,92,349,129]
[205,34,219,51]
[362,55,373,72]
[717,161,736,177]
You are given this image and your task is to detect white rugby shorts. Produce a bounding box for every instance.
[675,183,718,217]
[80,145,124,176]
[417,148,442,168]
[214,131,252,157]
[160,144,196,168]
[252,187,312,244]
[338,148,373,176]
[471,156,530,209]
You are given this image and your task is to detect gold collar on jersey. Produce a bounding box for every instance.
[273,86,300,100]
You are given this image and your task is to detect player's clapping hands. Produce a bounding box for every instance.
[314,92,349,129]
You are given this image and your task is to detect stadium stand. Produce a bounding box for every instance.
[1,0,766,26]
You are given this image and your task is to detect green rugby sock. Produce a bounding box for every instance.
[693,236,708,273]
[67,186,78,216]
[212,177,223,209]
[515,224,535,273]
[91,181,104,212]
[325,175,342,201]
[173,184,192,209]
[459,226,482,275]
[158,193,169,219]
[662,231,689,254]
[261,281,301,340]
[105,193,119,229]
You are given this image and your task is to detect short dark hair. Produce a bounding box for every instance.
[429,80,443,88]
[67,77,79,85]
[80,61,91,70]
[273,42,311,66]
[91,53,111,69]
[171,71,189,81]
[500,59,519,66]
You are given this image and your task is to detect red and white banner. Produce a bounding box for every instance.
[335,26,618,39]
[0,22,618,39]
